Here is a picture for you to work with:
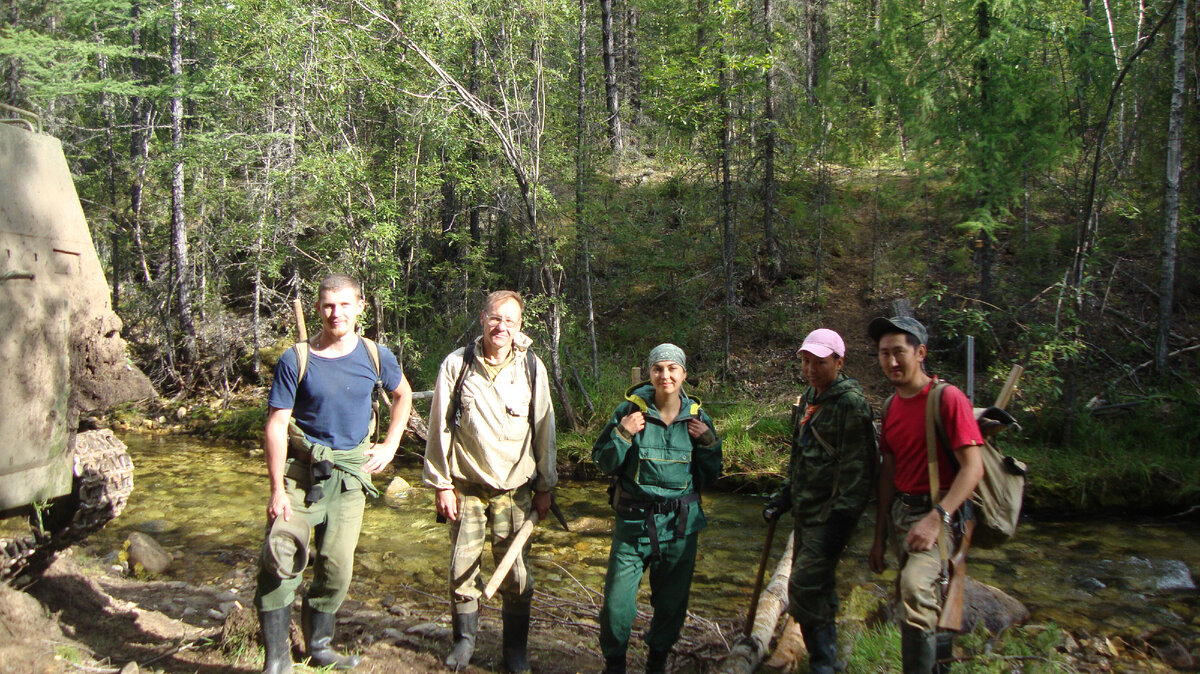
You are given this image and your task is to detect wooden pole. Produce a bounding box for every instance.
[293,297,308,343]
[715,531,796,674]
[482,511,541,599]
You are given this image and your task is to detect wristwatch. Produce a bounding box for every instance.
[934,504,952,525]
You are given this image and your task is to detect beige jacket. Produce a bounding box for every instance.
[423,332,558,493]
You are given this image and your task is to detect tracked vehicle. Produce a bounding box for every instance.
[0,106,155,586]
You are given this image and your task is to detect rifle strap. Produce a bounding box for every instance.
[925,381,951,574]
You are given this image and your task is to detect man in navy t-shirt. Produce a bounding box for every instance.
[254,274,412,674]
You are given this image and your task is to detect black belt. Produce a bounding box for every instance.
[896,491,933,508]
[615,492,701,561]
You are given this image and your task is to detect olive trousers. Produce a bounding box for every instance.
[255,460,366,614]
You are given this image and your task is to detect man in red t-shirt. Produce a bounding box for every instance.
[866,316,983,673]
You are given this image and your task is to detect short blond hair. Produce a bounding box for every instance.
[317,273,362,300]
[482,290,524,315]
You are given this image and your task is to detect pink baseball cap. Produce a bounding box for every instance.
[799,328,845,358]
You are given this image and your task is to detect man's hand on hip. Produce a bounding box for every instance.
[363,442,398,474]
[905,511,941,552]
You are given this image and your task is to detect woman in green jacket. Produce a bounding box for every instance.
[593,344,722,674]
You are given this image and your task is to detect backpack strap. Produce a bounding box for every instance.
[526,349,537,437]
[294,342,310,383]
[449,343,476,428]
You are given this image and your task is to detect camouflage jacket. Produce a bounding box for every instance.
[779,373,876,526]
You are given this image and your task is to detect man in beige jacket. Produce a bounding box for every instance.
[423,290,557,674]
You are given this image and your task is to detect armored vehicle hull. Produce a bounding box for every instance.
[0,110,154,585]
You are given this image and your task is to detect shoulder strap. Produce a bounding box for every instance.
[361,336,381,377]
[926,382,947,497]
[294,343,309,383]
[526,349,537,434]
[450,343,476,428]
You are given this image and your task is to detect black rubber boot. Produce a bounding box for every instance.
[645,649,669,674]
[302,601,361,670]
[800,622,845,673]
[934,630,955,673]
[259,606,293,674]
[445,609,479,670]
[901,627,938,674]
[604,655,627,674]
[502,609,532,674]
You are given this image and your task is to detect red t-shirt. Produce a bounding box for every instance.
[879,380,984,494]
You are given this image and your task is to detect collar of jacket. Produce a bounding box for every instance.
[623,381,702,420]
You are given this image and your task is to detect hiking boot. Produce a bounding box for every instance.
[259,606,292,674]
[445,609,479,670]
[302,601,361,670]
[800,621,845,673]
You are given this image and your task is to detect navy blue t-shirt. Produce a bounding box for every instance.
[268,338,403,450]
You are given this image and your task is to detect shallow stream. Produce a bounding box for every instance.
[87,434,1198,646]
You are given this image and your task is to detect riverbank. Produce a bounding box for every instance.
[4,536,1191,673]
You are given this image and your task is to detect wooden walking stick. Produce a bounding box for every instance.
[743,515,778,636]
[482,511,541,600]
[293,297,308,343]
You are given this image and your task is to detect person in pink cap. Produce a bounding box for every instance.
[763,328,877,673]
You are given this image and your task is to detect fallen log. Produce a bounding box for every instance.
[714,530,795,674]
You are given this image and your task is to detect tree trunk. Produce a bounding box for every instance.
[577,0,600,380]
[625,4,642,123]
[600,0,624,156]
[761,0,780,280]
[129,0,153,287]
[5,0,20,106]
[803,0,828,105]
[170,0,197,367]
[1156,0,1186,374]
[715,531,795,674]
[720,43,734,377]
[975,0,993,303]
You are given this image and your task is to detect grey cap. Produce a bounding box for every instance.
[263,515,311,580]
[868,316,928,345]
[647,343,686,371]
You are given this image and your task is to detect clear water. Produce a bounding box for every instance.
[86,434,1199,643]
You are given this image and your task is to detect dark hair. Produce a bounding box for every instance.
[876,329,922,351]
[318,274,362,300]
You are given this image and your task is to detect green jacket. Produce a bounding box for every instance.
[593,383,723,538]
[780,373,876,527]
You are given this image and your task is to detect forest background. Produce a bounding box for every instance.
[2,0,1198,511]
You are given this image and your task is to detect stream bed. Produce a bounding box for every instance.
[85,434,1199,652]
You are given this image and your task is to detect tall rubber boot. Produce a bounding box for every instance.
[800,622,845,673]
[901,627,938,674]
[604,655,627,674]
[502,609,532,674]
[302,601,362,670]
[645,649,670,674]
[445,609,478,670]
[934,630,955,674]
[259,606,293,674]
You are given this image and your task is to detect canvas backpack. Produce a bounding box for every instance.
[882,381,1027,548]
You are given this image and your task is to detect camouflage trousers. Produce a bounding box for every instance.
[254,459,365,614]
[787,523,845,626]
[448,481,534,614]
[889,497,956,632]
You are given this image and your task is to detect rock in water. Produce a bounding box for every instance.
[962,577,1030,634]
[384,476,412,499]
[126,532,172,575]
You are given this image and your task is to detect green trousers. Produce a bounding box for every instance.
[254,458,366,613]
[787,523,844,626]
[598,529,698,658]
